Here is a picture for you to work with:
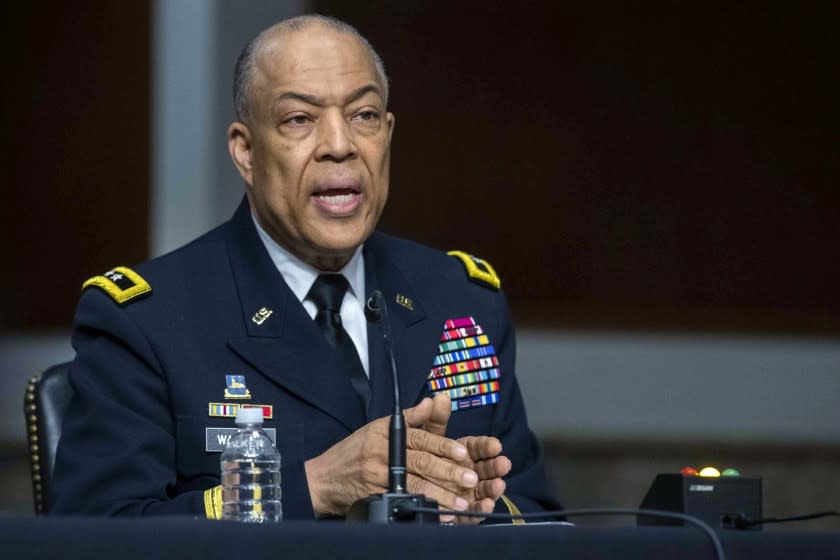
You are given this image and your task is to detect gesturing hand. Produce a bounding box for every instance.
[453,435,511,524]
[303,397,481,516]
[417,393,512,524]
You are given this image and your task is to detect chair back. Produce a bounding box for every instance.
[24,362,74,514]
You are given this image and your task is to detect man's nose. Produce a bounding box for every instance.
[314,111,357,162]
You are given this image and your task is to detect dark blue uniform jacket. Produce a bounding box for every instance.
[52,199,558,519]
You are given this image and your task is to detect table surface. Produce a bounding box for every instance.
[1,516,838,560]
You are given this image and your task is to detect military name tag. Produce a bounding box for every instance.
[205,427,277,453]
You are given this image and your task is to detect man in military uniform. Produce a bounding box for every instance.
[52,14,557,522]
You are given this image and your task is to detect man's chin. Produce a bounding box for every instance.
[312,224,372,251]
[302,236,367,270]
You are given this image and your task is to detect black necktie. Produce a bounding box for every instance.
[307,274,371,412]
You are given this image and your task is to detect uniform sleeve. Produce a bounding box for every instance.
[488,291,563,520]
[51,290,211,517]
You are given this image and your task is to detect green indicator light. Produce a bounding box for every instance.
[722,468,740,477]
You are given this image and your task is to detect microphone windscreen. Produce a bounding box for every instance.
[365,290,384,323]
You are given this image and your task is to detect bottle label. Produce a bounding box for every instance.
[205,427,277,452]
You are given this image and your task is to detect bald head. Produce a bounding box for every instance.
[233,14,389,122]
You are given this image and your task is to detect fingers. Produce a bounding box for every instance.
[406,449,477,489]
[459,435,502,462]
[456,497,495,525]
[474,455,512,481]
[406,474,468,522]
[406,427,467,462]
[423,393,452,436]
[474,477,506,501]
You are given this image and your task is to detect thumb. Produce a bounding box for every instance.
[403,397,433,427]
[423,393,452,436]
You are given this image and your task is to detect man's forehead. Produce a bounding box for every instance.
[254,26,382,97]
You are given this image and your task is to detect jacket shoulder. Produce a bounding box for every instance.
[368,232,501,292]
[79,223,228,309]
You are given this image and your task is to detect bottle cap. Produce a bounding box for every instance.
[235,407,263,425]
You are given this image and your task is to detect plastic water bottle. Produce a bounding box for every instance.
[221,407,282,522]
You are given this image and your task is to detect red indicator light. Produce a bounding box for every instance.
[680,467,698,476]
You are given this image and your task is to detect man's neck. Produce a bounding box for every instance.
[250,212,366,303]
[308,254,352,272]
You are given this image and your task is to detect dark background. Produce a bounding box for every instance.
[1,2,150,330]
[2,2,838,335]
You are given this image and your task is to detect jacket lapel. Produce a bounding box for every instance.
[223,200,366,432]
[364,257,390,421]
[364,234,438,412]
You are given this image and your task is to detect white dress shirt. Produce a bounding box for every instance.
[252,214,370,377]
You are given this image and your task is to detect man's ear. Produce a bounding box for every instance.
[228,121,254,187]
[386,112,395,141]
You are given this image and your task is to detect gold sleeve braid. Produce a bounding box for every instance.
[204,485,223,520]
[500,494,526,525]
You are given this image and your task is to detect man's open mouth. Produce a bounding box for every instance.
[312,187,362,214]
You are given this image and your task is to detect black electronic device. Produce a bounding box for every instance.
[346,290,439,523]
[638,473,762,530]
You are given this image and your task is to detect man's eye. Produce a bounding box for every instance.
[285,115,311,126]
[353,111,379,122]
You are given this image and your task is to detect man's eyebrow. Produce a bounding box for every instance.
[271,84,383,111]
[344,84,383,105]
[272,91,325,108]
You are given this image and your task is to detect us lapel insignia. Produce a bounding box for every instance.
[224,374,251,399]
[252,307,273,325]
[208,402,273,419]
[395,294,414,310]
[427,317,501,412]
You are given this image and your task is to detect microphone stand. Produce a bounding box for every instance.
[346,290,439,523]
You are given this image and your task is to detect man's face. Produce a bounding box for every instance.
[229,25,394,270]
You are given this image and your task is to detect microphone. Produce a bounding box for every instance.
[364,290,406,493]
[346,290,439,523]
[363,290,384,322]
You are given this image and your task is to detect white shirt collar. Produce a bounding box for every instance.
[251,213,365,303]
